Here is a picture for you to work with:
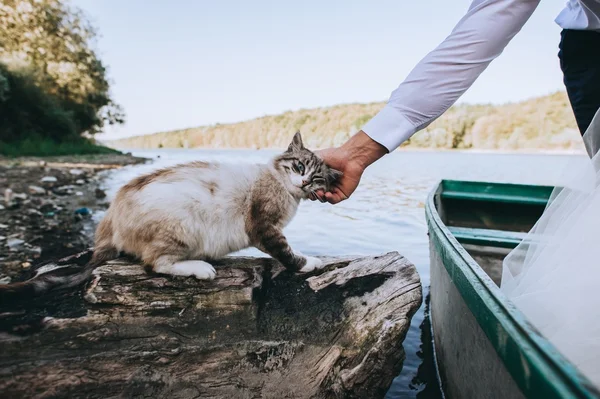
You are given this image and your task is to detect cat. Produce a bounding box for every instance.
[0,132,342,300]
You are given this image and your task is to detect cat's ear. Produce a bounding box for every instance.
[327,168,343,183]
[287,131,304,152]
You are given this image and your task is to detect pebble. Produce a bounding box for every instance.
[0,236,5,241]
[76,191,84,196]
[0,204,4,210]
[69,169,84,176]
[40,176,58,184]
[54,185,75,195]
[27,209,43,217]
[76,179,85,185]
[21,262,31,269]
[40,202,56,213]
[27,246,42,256]
[95,188,107,199]
[6,238,25,250]
[75,207,91,216]
[0,276,11,285]
[13,192,28,200]
[28,185,46,195]
[4,188,13,204]
[0,224,7,229]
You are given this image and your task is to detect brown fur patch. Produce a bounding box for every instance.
[186,161,211,169]
[121,168,176,192]
[95,217,112,243]
[244,172,305,271]
[124,220,190,267]
[202,181,219,195]
[244,173,287,238]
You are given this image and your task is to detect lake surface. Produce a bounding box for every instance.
[98,148,585,398]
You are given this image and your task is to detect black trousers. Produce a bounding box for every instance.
[559,29,600,136]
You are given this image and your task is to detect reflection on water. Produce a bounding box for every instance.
[99,148,585,398]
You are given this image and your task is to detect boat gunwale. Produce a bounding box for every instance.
[426,179,599,399]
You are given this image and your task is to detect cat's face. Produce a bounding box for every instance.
[274,132,342,199]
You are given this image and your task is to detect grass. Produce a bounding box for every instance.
[0,137,121,157]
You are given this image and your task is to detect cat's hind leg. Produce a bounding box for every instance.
[153,255,216,280]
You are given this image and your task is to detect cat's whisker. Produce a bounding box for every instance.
[310,190,326,203]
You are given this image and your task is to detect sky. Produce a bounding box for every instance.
[71,0,569,139]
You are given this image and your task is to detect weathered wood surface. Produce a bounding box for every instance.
[0,251,422,399]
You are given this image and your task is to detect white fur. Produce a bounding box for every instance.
[294,251,324,273]
[155,260,216,280]
[290,173,305,188]
[299,256,323,273]
[116,163,265,259]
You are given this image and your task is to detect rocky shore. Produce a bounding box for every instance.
[0,153,146,285]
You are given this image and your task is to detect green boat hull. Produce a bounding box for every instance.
[426,180,599,399]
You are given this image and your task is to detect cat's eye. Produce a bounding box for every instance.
[295,162,305,175]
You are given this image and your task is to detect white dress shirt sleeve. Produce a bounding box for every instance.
[362,0,542,152]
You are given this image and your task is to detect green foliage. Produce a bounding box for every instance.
[0,137,119,157]
[352,114,372,129]
[0,0,124,154]
[293,114,311,130]
[273,114,286,123]
[0,63,79,143]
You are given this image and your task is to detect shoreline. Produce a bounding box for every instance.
[0,153,147,284]
[1,143,585,284]
[110,145,587,156]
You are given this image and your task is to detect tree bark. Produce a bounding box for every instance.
[0,251,422,399]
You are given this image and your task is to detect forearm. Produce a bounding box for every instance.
[363,0,541,152]
[341,131,388,169]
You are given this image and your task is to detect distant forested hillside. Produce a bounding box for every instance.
[108,91,583,152]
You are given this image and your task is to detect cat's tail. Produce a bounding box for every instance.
[0,245,118,304]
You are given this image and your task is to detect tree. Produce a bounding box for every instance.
[0,0,124,141]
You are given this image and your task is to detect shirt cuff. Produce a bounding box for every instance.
[362,105,417,152]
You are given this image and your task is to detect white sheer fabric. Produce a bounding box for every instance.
[501,108,600,387]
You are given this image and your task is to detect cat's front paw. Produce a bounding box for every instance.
[170,260,216,280]
[299,256,323,273]
[192,262,217,280]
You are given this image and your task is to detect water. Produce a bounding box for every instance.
[99,148,585,398]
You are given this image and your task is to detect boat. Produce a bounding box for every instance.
[425,179,600,399]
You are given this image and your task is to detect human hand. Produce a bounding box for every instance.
[311,131,388,204]
[311,147,363,203]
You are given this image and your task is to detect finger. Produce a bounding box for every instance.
[308,191,327,203]
[325,188,348,204]
[324,192,343,204]
[333,187,348,201]
[315,190,326,202]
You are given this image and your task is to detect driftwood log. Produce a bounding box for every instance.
[0,251,421,399]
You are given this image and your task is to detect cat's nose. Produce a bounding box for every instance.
[302,179,310,186]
